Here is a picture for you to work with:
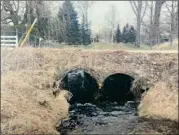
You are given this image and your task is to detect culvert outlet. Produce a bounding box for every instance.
[59,69,99,103]
[101,73,135,104]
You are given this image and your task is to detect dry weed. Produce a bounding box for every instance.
[152,39,178,50]
[1,71,69,134]
[138,81,178,122]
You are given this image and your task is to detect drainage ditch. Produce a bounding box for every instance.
[55,68,178,134]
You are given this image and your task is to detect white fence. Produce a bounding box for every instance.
[1,35,18,48]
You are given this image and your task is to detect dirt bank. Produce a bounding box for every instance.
[1,71,69,134]
[1,48,178,134]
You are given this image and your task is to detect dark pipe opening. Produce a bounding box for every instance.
[59,69,99,103]
[101,73,135,104]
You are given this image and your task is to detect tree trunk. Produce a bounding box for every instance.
[112,29,114,44]
[136,16,141,47]
[3,1,19,27]
[136,1,142,47]
[151,0,165,45]
[169,1,175,48]
[174,2,178,36]
[149,1,154,48]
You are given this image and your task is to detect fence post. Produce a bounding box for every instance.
[16,29,18,47]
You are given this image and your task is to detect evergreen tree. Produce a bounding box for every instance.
[58,1,81,45]
[80,16,91,45]
[96,34,99,42]
[80,19,85,45]
[122,26,128,43]
[122,23,132,43]
[128,25,136,43]
[84,22,91,45]
[68,9,81,45]
[126,23,129,30]
[87,25,92,44]
[116,24,122,43]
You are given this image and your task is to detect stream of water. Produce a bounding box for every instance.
[57,101,178,134]
[58,101,140,134]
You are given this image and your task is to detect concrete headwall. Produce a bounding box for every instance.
[51,49,177,89]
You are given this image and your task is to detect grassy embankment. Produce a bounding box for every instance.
[1,46,178,134]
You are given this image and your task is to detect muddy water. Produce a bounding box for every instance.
[57,101,178,135]
[58,101,139,134]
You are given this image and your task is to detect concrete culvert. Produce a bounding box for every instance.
[101,73,135,104]
[58,69,99,103]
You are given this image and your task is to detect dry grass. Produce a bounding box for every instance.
[53,40,178,51]
[1,47,178,134]
[138,81,178,122]
[152,39,178,50]
[1,71,70,134]
[53,42,152,50]
[1,48,70,134]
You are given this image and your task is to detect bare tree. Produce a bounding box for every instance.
[1,1,24,26]
[164,1,178,47]
[130,1,148,47]
[174,2,178,37]
[141,1,155,47]
[148,1,155,47]
[151,0,166,45]
[1,1,29,39]
[106,4,117,44]
[75,1,93,25]
[98,26,110,43]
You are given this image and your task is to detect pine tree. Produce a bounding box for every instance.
[116,24,122,43]
[80,19,85,45]
[122,26,128,43]
[122,23,131,43]
[80,16,91,45]
[96,34,99,42]
[84,22,91,45]
[58,1,81,45]
[68,9,81,45]
[128,25,136,43]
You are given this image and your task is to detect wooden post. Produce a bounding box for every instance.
[20,18,37,47]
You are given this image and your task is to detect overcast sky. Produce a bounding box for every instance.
[88,1,135,32]
[49,1,136,33]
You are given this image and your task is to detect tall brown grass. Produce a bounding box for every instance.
[1,48,70,134]
[138,81,178,122]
